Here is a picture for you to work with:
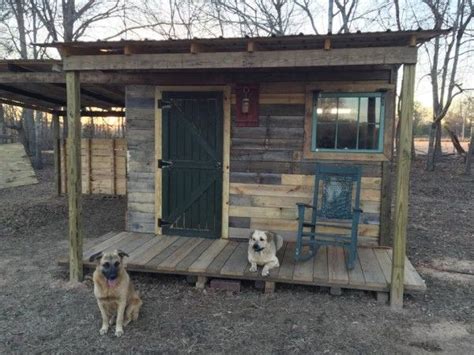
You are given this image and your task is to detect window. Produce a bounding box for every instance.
[312,92,384,152]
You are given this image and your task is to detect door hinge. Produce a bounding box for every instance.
[158,159,173,168]
[157,99,171,109]
[157,218,170,227]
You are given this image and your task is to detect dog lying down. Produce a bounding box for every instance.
[89,250,142,337]
[248,230,284,276]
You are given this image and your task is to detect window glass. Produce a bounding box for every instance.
[313,93,384,152]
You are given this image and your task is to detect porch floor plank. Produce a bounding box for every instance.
[278,242,296,280]
[328,246,349,285]
[188,239,229,273]
[206,241,239,275]
[220,242,249,277]
[175,238,215,272]
[60,231,427,294]
[128,236,178,265]
[313,246,329,283]
[293,246,315,282]
[159,238,204,271]
[358,247,387,287]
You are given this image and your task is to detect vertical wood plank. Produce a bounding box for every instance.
[87,138,92,194]
[379,161,392,246]
[390,64,415,309]
[66,71,83,282]
[52,114,61,195]
[221,86,231,239]
[112,138,117,195]
[155,88,162,234]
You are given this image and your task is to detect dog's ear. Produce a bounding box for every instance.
[265,231,275,243]
[89,251,103,263]
[117,250,129,259]
[249,231,255,240]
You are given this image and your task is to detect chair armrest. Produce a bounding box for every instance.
[297,203,317,209]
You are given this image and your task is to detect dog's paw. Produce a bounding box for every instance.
[261,269,270,277]
[115,328,124,337]
[249,265,257,272]
[99,327,108,335]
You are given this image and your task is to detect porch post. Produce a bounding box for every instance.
[52,113,61,195]
[390,64,415,309]
[66,71,83,282]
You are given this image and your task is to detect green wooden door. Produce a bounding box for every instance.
[160,92,223,238]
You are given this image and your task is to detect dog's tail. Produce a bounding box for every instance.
[275,234,284,251]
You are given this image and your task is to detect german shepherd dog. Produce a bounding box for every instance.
[89,250,142,337]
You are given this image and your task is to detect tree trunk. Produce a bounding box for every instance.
[435,120,442,157]
[0,104,5,143]
[445,125,466,156]
[426,122,437,171]
[465,127,474,175]
[22,109,35,156]
[33,111,43,169]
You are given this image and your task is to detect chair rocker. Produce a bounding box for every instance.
[294,164,363,270]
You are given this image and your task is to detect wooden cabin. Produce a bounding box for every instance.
[0,29,448,308]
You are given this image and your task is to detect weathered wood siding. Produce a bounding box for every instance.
[124,74,394,244]
[126,86,155,233]
[228,82,389,246]
[60,138,126,195]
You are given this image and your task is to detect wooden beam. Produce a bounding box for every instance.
[52,110,125,117]
[409,35,417,47]
[52,114,61,195]
[0,72,65,83]
[63,47,418,71]
[66,71,83,282]
[390,64,415,309]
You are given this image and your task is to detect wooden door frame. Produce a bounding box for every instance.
[155,85,231,239]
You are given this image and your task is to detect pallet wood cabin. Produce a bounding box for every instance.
[0,30,447,308]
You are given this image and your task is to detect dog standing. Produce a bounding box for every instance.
[89,250,142,337]
[248,230,284,276]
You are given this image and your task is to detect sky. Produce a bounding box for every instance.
[1,0,472,113]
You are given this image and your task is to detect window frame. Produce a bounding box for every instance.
[311,92,385,153]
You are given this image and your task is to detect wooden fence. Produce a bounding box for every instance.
[59,138,126,195]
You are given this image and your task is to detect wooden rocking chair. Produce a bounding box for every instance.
[294,164,363,270]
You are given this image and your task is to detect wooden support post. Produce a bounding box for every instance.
[66,71,83,282]
[264,281,275,294]
[408,35,417,47]
[195,276,208,289]
[52,114,61,195]
[247,41,258,53]
[324,38,331,50]
[379,161,392,246]
[390,64,416,309]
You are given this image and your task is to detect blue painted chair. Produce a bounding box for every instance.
[294,164,363,269]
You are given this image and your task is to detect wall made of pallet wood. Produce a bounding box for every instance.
[59,138,126,195]
[125,85,156,233]
[227,81,392,246]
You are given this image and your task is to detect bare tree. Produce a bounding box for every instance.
[421,0,473,170]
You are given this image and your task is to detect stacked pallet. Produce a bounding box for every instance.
[60,138,126,195]
[0,143,38,189]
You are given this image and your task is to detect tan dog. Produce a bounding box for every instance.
[89,250,142,337]
[248,230,283,276]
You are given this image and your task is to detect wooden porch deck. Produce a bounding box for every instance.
[59,231,426,294]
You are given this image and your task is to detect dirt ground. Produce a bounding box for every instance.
[0,153,473,354]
